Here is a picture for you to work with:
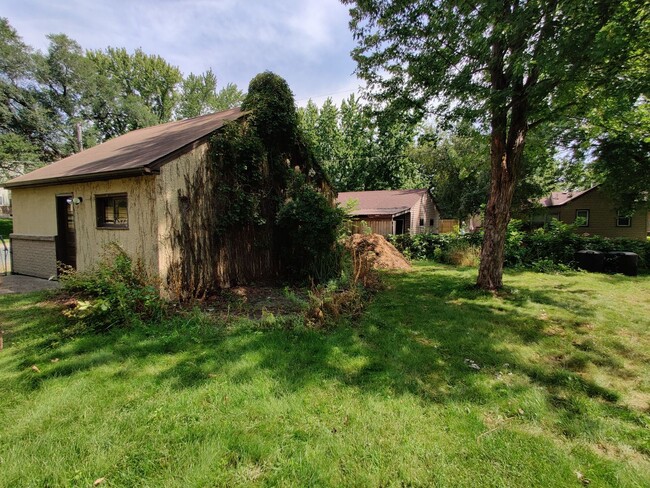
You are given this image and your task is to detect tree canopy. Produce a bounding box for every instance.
[0,18,244,181]
[297,94,418,191]
[344,0,649,289]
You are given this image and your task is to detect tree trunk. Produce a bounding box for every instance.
[477,98,528,290]
[476,142,517,290]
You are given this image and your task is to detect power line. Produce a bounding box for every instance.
[295,88,359,103]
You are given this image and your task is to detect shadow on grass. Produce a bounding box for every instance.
[0,269,640,430]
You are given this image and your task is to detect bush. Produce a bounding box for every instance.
[305,245,382,327]
[388,221,650,271]
[443,240,481,267]
[60,243,165,331]
[276,177,347,282]
[388,232,483,261]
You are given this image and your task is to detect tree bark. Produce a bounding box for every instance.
[477,93,528,290]
[477,31,529,290]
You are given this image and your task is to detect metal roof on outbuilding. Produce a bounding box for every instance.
[4,108,246,188]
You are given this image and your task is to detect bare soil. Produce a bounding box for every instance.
[203,286,308,319]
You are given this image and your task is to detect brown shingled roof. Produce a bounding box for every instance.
[539,187,596,207]
[4,108,246,188]
[337,189,429,216]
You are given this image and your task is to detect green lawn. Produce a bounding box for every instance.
[1,264,649,487]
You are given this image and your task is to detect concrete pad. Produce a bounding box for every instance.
[0,274,60,294]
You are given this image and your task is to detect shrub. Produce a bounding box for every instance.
[443,240,481,267]
[60,243,165,331]
[305,245,382,327]
[388,220,649,271]
[276,177,347,282]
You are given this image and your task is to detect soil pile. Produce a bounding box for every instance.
[345,233,411,270]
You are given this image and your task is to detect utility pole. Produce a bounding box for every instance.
[76,122,83,152]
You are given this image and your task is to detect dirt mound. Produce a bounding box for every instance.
[345,233,411,270]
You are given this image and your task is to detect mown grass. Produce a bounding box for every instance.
[0,263,649,487]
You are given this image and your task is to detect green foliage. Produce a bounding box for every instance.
[209,120,267,233]
[0,217,12,236]
[242,71,298,155]
[594,134,649,214]
[408,124,490,219]
[212,82,245,112]
[177,70,243,119]
[60,243,164,331]
[202,72,338,287]
[389,221,650,271]
[276,176,346,282]
[297,94,418,192]
[88,47,182,124]
[443,240,481,267]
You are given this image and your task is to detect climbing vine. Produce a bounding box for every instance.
[172,71,343,296]
[209,120,268,235]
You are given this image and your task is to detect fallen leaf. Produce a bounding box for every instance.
[575,471,591,485]
[31,365,41,373]
[51,358,60,363]
[94,477,106,486]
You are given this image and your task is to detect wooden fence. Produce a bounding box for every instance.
[439,219,460,234]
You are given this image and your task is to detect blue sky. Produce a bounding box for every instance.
[3,0,361,106]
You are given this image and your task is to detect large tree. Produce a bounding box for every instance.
[298,95,417,191]
[177,70,244,119]
[344,0,647,289]
[408,124,490,220]
[0,18,49,176]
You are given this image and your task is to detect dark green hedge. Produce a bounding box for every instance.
[388,220,650,269]
[0,218,12,238]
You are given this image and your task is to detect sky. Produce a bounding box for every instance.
[2,0,361,106]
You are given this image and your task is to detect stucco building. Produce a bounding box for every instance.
[5,109,249,293]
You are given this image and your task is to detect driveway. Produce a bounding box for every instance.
[0,274,61,294]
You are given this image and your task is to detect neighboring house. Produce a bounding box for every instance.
[4,108,263,294]
[0,188,10,216]
[337,189,440,236]
[535,185,648,239]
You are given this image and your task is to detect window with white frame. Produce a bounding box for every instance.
[616,211,631,227]
[575,209,589,227]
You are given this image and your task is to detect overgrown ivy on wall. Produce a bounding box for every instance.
[171,71,344,298]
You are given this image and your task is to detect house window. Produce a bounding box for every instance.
[616,211,631,227]
[96,194,128,228]
[429,218,434,226]
[575,209,589,227]
[419,218,424,226]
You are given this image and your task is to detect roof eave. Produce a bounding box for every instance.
[3,167,157,189]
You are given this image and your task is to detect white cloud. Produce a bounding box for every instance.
[4,0,360,101]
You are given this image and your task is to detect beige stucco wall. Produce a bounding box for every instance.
[553,188,647,239]
[10,176,158,277]
[155,142,211,294]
